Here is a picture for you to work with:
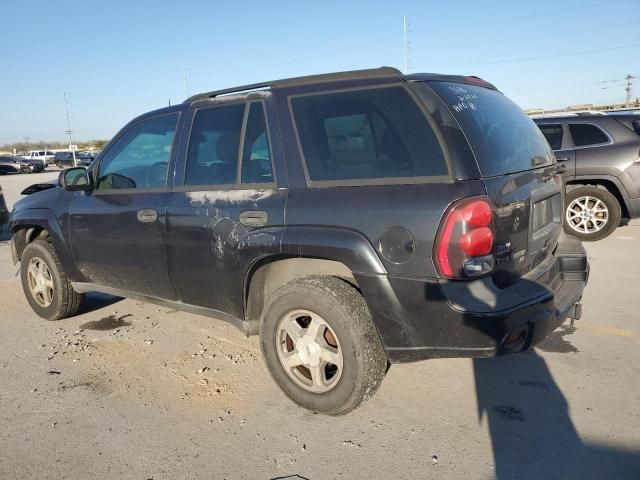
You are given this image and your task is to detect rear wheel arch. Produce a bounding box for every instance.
[244,256,358,331]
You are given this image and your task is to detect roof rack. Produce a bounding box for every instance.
[184,67,403,103]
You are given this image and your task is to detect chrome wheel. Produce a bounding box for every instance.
[276,309,343,393]
[566,195,609,235]
[27,257,54,308]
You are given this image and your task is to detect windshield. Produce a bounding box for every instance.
[427,81,554,177]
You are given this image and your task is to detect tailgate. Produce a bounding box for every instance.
[484,166,562,287]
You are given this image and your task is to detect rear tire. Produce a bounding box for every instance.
[564,186,621,241]
[20,240,84,320]
[260,276,387,415]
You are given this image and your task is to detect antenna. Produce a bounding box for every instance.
[403,16,409,73]
[184,67,192,99]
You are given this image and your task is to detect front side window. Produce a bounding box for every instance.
[291,86,448,182]
[97,114,178,190]
[569,123,610,147]
[537,124,564,150]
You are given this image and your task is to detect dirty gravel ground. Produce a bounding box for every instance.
[0,172,639,479]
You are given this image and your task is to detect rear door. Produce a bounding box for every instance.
[537,122,575,178]
[165,96,286,319]
[427,82,562,286]
[568,122,613,169]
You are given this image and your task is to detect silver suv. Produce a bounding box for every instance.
[535,113,640,241]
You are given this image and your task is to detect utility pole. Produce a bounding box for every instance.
[625,74,636,108]
[64,91,77,167]
[23,136,30,152]
[403,16,409,73]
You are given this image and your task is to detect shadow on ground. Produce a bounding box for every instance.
[78,292,123,319]
[474,351,640,479]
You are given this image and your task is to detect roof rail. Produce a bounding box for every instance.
[184,67,403,103]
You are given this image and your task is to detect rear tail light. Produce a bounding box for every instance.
[434,196,495,279]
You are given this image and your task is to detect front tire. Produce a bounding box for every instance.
[564,186,621,241]
[20,240,84,320]
[260,276,387,415]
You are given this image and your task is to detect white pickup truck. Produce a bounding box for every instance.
[23,150,55,165]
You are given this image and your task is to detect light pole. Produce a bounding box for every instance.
[64,92,77,167]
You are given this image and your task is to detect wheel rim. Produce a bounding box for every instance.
[566,195,609,234]
[27,257,54,307]
[275,309,344,393]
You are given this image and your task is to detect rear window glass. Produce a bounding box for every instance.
[537,124,563,150]
[569,123,610,147]
[428,82,554,177]
[291,86,448,182]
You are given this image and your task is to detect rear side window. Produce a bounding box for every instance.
[569,123,610,147]
[241,103,273,184]
[537,124,563,150]
[428,82,554,176]
[291,86,448,182]
[185,102,274,186]
[185,104,245,186]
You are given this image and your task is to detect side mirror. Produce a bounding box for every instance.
[59,167,92,191]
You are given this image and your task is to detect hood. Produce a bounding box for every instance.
[14,183,60,211]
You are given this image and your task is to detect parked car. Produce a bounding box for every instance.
[75,151,94,167]
[53,151,78,168]
[24,150,55,165]
[20,157,46,173]
[0,155,22,174]
[0,184,8,225]
[10,67,588,414]
[535,114,640,241]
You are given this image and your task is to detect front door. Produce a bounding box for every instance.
[69,111,181,299]
[166,98,286,320]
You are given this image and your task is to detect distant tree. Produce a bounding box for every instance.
[0,139,109,153]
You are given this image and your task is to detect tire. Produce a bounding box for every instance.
[564,186,621,241]
[260,276,387,415]
[20,240,84,320]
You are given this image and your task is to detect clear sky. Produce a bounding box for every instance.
[1,0,638,144]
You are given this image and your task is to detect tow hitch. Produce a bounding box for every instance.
[569,302,583,328]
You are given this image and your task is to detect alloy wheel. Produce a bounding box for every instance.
[566,195,609,235]
[276,309,344,393]
[26,257,54,308]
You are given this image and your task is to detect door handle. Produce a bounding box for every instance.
[239,210,268,226]
[137,209,158,223]
[555,156,570,162]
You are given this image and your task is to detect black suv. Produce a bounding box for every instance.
[54,151,93,168]
[10,68,588,414]
[535,113,640,241]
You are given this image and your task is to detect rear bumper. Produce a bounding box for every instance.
[357,233,589,363]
